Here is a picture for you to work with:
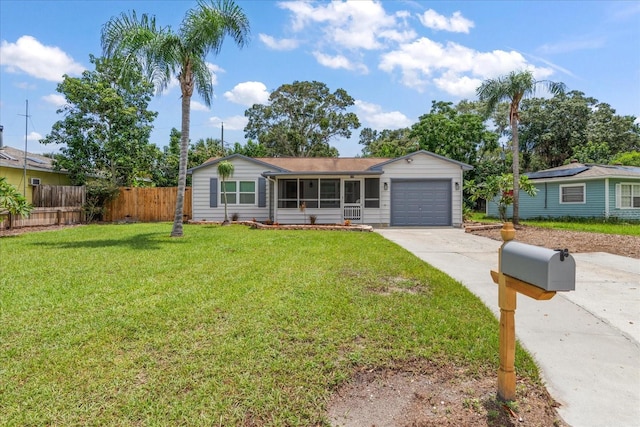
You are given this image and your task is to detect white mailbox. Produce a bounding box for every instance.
[500,241,575,291]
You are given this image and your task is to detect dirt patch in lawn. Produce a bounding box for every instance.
[0,224,85,237]
[328,360,567,427]
[468,224,640,259]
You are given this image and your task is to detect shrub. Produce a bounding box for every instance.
[0,177,32,218]
[84,180,120,222]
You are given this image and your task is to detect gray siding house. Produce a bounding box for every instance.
[486,163,640,220]
[189,151,472,227]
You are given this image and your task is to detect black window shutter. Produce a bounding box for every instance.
[210,178,218,207]
[258,178,266,207]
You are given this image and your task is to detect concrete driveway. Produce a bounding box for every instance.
[376,228,640,427]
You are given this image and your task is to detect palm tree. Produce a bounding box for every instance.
[101,0,250,237]
[217,160,234,225]
[476,70,565,224]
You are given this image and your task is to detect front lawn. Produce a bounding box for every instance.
[0,224,536,425]
[471,212,639,236]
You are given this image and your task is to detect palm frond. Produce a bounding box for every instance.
[101,11,176,93]
[191,57,214,106]
[181,0,250,55]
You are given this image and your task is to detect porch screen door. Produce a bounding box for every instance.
[343,180,361,221]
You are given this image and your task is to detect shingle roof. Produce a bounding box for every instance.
[192,151,473,174]
[252,157,391,172]
[0,146,61,172]
[196,154,392,173]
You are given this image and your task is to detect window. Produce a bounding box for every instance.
[560,184,585,204]
[239,181,256,204]
[277,178,340,208]
[222,181,236,204]
[278,179,298,208]
[221,180,255,205]
[320,179,340,208]
[619,183,640,209]
[364,178,380,208]
[299,179,318,208]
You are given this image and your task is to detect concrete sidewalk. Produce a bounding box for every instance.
[376,228,640,427]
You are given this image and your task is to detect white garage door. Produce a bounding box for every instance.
[391,179,451,226]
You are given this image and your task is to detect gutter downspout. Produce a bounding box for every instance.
[604,178,609,219]
[266,176,276,222]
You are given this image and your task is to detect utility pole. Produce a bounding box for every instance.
[18,100,30,196]
[221,121,224,155]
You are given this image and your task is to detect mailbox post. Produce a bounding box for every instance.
[490,222,575,401]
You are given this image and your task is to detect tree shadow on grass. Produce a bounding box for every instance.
[33,232,186,250]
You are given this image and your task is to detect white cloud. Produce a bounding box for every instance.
[0,35,84,82]
[207,63,225,86]
[355,100,412,130]
[433,73,483,97]
[42,94,66,107]
[313,52,369,74]
[418,9,474,33]
[278,0,415,50]
[166,76,180,91]
[259,34,299,50]
[223,81,270,106]
[379,37,552,97]
[209,115,247,131]
[27,131,42,141]
[191,101,209,111]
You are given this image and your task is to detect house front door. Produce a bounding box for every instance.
[343,180,361,222]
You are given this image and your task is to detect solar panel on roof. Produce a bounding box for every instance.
[525,166,589,179]
[0,151,17,160]
[26,156,46,164]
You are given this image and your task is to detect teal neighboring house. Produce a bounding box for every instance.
[487,162,640,220]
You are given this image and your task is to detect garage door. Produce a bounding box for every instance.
[391,179,451,226]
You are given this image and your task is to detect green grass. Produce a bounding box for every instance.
[471,212,640,236]
[0,224,537,426]
[520,218,640,236]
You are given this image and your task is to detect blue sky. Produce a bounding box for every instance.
[1,0,639,157]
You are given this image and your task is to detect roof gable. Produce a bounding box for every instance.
[188,153,290,173]
[372,150,473,171]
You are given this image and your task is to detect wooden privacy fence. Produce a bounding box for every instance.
[1,207,84,229]
[33,185,86,207]
[1,185,85,230]
[105,187,192,222]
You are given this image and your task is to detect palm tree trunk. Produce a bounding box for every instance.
[511,117,520,225]
[222,178,229,223]
[170,92,191,237]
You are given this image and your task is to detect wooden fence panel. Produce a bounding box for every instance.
[33,185,86,207]
[105,187,192,222]
[0,207,84,230]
